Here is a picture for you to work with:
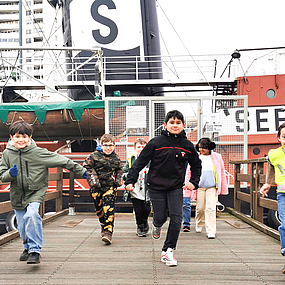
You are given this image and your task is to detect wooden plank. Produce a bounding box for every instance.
[237,173,251,182]
[44,191,60,201]
[227,207,279,240]
[259,174,266,184]
[234,164,241,211]
[0,200,12,214]
[0,209,68,246]
[56,167,63,212]
[48,172,61,181]
[259,197,278,211]
[230,157,267,164]
[236,191,251,203]
[1,212,284,284]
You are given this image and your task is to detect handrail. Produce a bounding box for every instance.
[0,167,63,217]
[230,157,277,223]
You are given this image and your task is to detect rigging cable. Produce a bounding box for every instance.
[22,1,65,82]
[156,0,212,88]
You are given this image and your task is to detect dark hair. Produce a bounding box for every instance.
[196,137,216,152]
[9,121,33,137]
[100,133,116,144]
[134,138,147,146]
[277,122,285,138]
[165,110,184,124]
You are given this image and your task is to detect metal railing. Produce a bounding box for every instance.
[0,48,237,94]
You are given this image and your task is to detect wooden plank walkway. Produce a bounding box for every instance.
[0,212,285,284]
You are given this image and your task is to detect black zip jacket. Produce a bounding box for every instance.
[125,129,201,191]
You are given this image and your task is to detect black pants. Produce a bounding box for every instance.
[149,188,183,251]
[131,198,151,228]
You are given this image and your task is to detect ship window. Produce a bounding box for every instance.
[266,89,276,99]
[253,148,260,155]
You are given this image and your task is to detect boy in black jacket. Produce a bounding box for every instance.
[125,110,201,266]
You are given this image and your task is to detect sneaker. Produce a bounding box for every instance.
[19,249,29,261]
[102,231,112,245]
[144,222,149,234]
[161,248,177,266]
[136,227,146,237]
[207,233,215,239]
[27,252,40,264]
[152,225,161,239]
[196,226,202,233]
[183,226,190,232]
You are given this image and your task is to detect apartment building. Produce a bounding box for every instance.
[0,0,63,101]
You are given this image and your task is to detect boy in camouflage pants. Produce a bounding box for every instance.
[83,134,122,245]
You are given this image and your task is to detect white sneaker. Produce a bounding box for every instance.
[161,248,177,266]
[207,233,215,239]
[196,226,202,233]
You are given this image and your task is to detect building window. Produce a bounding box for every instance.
[26,10,31,16]
[26,38,32,44]
[26,29,31,34]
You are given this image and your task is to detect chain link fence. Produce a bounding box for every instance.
[105,95,248,187]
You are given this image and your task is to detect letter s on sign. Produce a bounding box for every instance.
[235,110,250,132]
[91,0,118,45]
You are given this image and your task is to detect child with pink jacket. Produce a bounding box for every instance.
[183,138,228,238]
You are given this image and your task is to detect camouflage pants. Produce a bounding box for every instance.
[90,187,117,233]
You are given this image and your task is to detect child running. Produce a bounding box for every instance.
[123,138,151,237]
[260,122,285,274]
[125,110,201,266]
[83,134,123,245]
[0,121,87,264]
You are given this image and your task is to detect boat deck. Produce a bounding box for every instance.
[0,212,284,284]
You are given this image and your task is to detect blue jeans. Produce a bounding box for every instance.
[149,188,183,251]
[277,193,285,255]
[14,202,42,254]
[183,197,191,227]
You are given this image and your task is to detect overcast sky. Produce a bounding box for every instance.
[156,0,285,56]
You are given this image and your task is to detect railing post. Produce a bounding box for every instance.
[254,162,264,222]
[234,163,241,212]
[39,203,44,218]
[250,162,255,218]
[68,171,75,215]
[56,167,63,212]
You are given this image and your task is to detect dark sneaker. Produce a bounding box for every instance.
[27,252,40,264]
[19,249,29,261]
[152,225,161,239]
[144,222,149,234]
[136,227,146,237]
[183,226,190,232]
[102,231,112,245]
[101,225,104,237]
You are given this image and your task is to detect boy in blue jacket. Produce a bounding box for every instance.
[125,110,201,266]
